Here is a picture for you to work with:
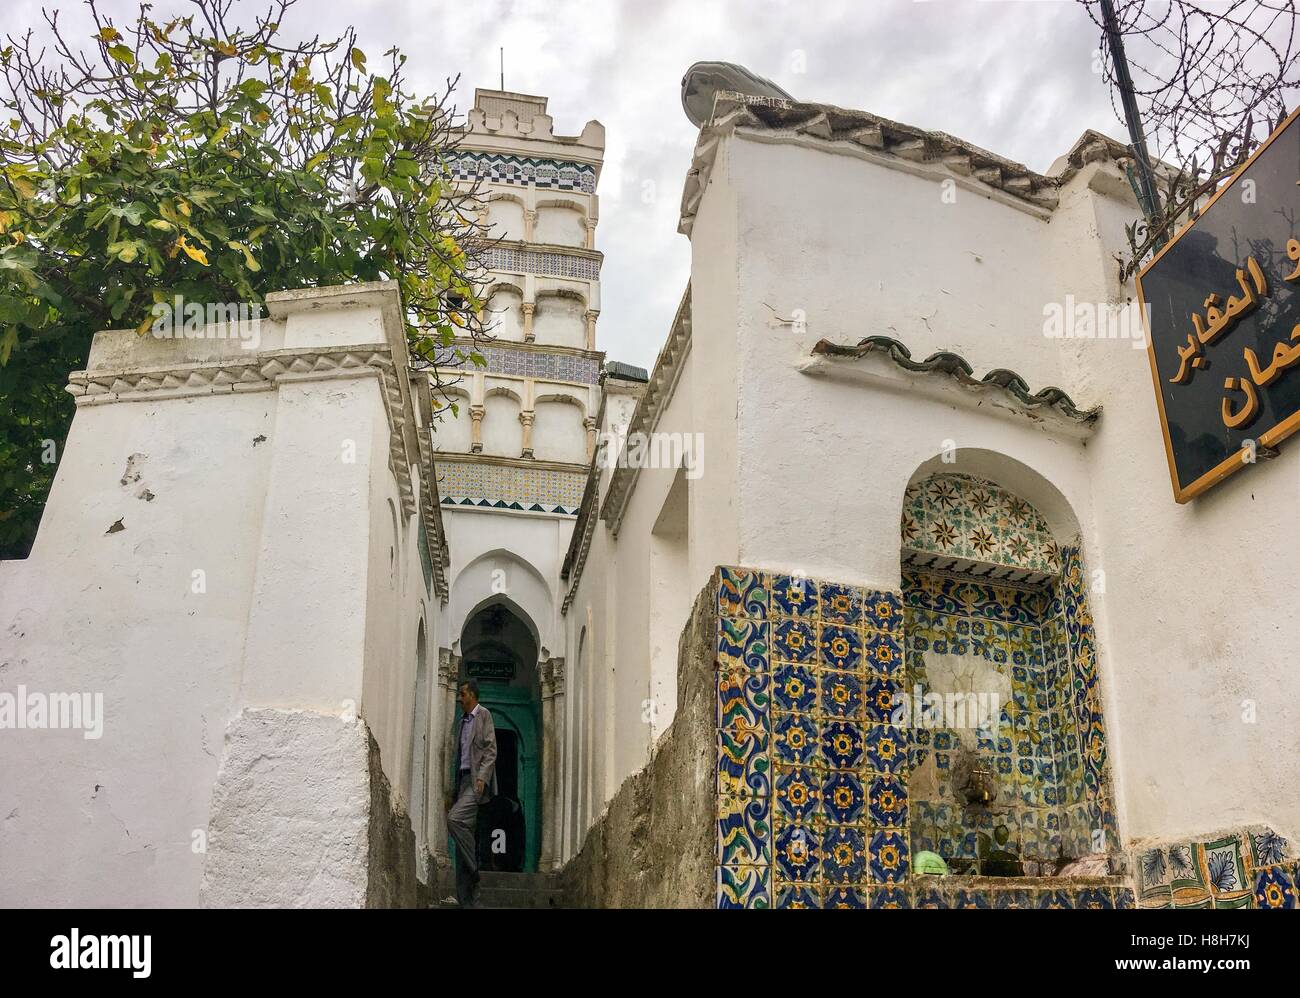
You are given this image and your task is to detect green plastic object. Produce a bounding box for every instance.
[915,850,949,875]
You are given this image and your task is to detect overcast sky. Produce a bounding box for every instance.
[2,0,1129,370]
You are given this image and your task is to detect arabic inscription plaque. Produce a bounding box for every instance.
[1138,107,1300,502]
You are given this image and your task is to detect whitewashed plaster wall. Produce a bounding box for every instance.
[0,284,445,906]
[442,508,571,660]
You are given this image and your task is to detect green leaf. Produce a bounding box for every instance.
[107,44,136,66]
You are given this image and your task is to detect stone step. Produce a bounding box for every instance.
[431,870,566,909]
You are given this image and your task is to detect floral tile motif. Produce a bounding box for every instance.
[872,886,911,909]
[951,889,991,909]
[1254,865,1296,909]
[773,711,820,767]
[863,677,901,724]
[870,830,909,883]
[719,567,768,619]
[772,662,816,712]
[901,473,1061,575]
[868,775,908,827]
[717,617,769,673]
[819,670,864,719]
[864,630,904,677]
[775,766,822,823]
[717,864,769,909]
[771,574,818,619]
[1251,828,1288,868]
[775,823,821,882]
[994,890,1034,909]
[717,669,769,732]
[1167,843,1202,891]
[775,883,820,909]
[818,624,862,670]
[1203,835,1247,896]
[821,720,865,770]
[773,619,817,664]
[1139,848,1168,891]
[820,583,862,625]
[1037,890,1074,910]
[718,794,770,866]
[822,826,868,884]
[865,724,909,776]
[824,886,868,909]
[864,590,902,632]
[823,771,865,824]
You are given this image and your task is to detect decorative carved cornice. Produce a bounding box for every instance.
[677,92,1135,235]
[598,284,692,537]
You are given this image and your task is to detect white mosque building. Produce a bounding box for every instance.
[2,68,1298,910]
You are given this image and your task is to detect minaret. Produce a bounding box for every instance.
[434,89,605,514]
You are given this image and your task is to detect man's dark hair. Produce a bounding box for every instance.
[459,678,480,699]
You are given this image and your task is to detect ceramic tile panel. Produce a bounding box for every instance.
[450,151,598,193]
[715,566,906,909]
[436,461,587,513]
[901,473,1061,576]
[1135,827,1299,910]
[479,245,600,280]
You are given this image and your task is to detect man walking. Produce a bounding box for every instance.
[446,679,497,908]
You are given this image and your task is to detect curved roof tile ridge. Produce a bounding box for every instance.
[810,335,1102,423]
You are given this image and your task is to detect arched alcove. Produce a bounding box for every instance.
[481,389,523,457]
[430,390,473,453]
[485,284,524,342]
[531,395,586,463]
[532,293,586,349]
[535,202,586,247]
[486,195,526,242]
[899,466,1116,878]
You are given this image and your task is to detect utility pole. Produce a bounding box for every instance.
[500,48,504,91]
[1100,0,1163,242]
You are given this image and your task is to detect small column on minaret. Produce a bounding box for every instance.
[583,309,598,351]
[524,209,538,242]
[584,416,597,462]
[469,404,485,453]
[521,302,536,342]
[519,410,535,459]
[584,217,597,250]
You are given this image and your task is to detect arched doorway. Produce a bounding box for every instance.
[456,600,543,873]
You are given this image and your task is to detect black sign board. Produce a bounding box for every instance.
[1137,106,1300,502]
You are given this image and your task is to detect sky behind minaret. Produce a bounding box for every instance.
[2,0,1129,370]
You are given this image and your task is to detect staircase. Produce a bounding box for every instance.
[432,870,566,909]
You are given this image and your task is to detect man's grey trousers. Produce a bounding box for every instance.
[447,774,481,907]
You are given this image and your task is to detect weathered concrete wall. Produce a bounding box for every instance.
[562,577,716,908]
[365,728,430,909]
